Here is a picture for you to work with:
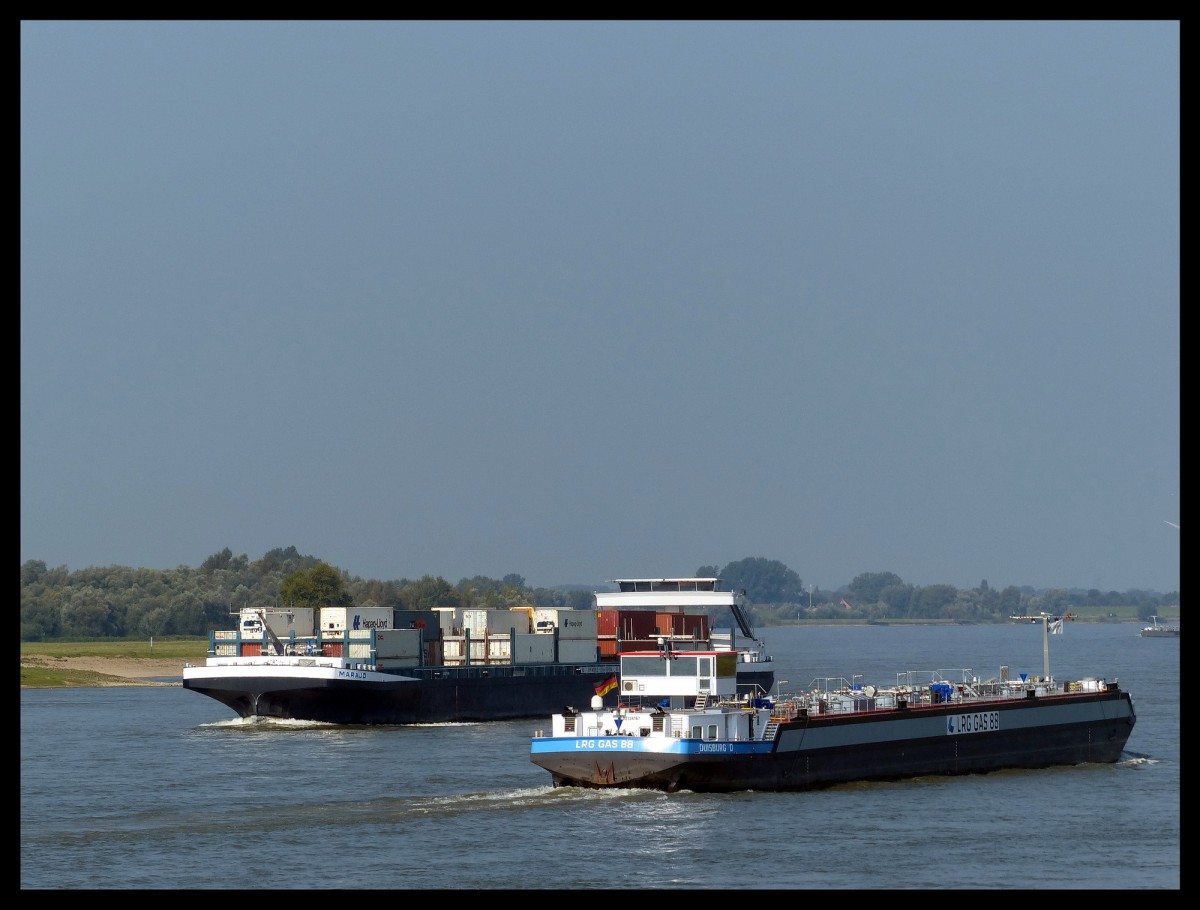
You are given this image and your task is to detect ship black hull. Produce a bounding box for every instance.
[183,665,615,724]
[535,688,1137,793]
[184,663,776,725]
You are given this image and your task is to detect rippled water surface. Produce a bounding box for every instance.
[21,623,1179,889]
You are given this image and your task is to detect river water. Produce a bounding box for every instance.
[20,622,1179,889]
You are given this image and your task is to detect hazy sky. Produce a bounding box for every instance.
[20,21,1179,594]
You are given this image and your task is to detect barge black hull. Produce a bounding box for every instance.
[537,687,1137,793]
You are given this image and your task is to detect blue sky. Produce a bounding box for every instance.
[20,21,1179,593]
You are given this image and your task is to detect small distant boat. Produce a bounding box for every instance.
[530,613,1136,793]
[1140,616,1180,638]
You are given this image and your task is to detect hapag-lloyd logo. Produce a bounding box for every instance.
[352,615,390,631]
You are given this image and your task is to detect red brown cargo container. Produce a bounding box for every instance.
[596,609,619,637]
[616,610,657,641]
[681,614,709,639]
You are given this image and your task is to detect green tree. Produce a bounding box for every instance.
[20,595,62,640]
[201,547,235,571]
[279,562,351,609]
[915,584,958,618]
[348,578,407,609]
[59,585,120,637]
[17,547,1180,642]
[718,558,804,604]
[403,575,461,611]
[848,572,904,605]
[879,582,915,618]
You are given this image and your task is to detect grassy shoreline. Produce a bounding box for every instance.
[20,639,206,688]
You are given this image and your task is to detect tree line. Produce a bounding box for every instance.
[19,548,1179,641]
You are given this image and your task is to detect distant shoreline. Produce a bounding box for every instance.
[20,655,186,688]
[20,617,1172,689]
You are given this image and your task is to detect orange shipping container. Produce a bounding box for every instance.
[655,612,684,635]
[596,609,619,637]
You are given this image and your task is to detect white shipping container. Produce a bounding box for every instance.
[532,608,599,638]
[462,609,528,635]
[556,638,600,663]
[556,610,598,640]
[487,637,512,660]
[484,610,516,634]
[351,607,393,632]
[490,610,529,634]
[320,607,393,633]
[320,607,348,632]
[512,633,555,664]
[461,609,487,635]
[507,608,533,634]
[238,607,316,640]
[267,607,314,639]
[237,608,266,637]
[433,607,460,634]
[374,628,423,659]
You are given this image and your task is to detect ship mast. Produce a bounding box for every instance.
[1009,613,1059,680]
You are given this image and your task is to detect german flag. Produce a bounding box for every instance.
[594,674,618,697]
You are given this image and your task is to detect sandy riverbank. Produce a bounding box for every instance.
[20,655,189,686]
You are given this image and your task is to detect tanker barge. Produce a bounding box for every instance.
[529,613,1136,792]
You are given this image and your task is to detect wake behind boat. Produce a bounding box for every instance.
[182,576,773,724]
[529,613,1136,793]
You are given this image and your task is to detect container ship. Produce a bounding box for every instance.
[182,577,773,724]
[529,613,1137,793]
